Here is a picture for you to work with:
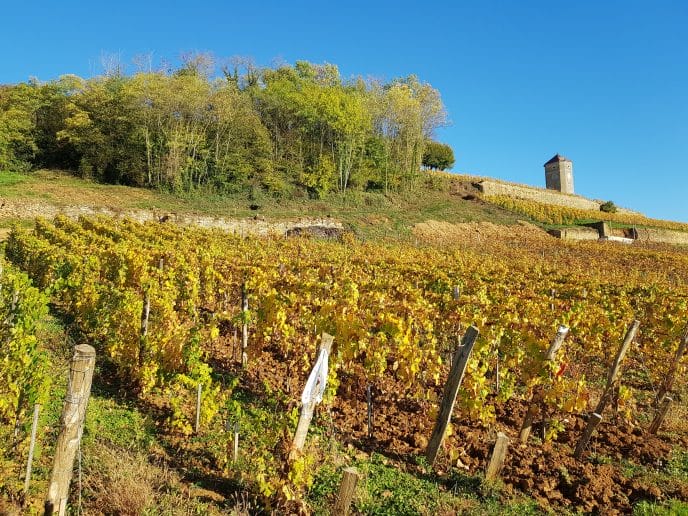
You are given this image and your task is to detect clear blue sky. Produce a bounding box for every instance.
[2,1,687,221]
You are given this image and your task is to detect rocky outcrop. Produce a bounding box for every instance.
[0,198,344,236]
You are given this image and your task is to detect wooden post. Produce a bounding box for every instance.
[519,325,569,443]
[366,385,373,439]
[572,321,640,457]
[495,352,500,393]
[138,290,150,367]
[594,320,640,414]
[291,333,334,458]
[23,403,41,500]
[648,396,672,435]
[544,325,569,361]
[453,285,460,300]
[574,412,602,459]
[233,326,238,363]
[485,432,509,481]
[518,403,540,445]
[195,383,202,434]
[241,283,249,368]
[333,467,360,516]
[655,324,688,406]
[45,345,96,516]
[425,326,479,467]
[233,422,240,462]
[292,402,315,457]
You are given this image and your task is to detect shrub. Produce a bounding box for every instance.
[600,201,617,213]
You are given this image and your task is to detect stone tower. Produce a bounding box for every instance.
[544,154,574,194]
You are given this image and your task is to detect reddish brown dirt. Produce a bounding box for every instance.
[208,336,688,514]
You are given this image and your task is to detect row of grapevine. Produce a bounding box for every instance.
[486,194,688,232]
[0,259,50,494]
[6,216,687,432]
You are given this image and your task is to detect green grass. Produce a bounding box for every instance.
[0,169,525,241]
[634,500,688,515]
[0,170,28,187]
[307,452,545,516]
[131,179,524,241]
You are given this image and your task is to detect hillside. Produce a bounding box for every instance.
[0,169,524,241]
[1,169,688,515]
[3,169,688,246]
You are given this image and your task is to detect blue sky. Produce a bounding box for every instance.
[2,1,687,221]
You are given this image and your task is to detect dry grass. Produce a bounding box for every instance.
[81,443,226,516]
[0,500,19,516]
[82,445,165,515]
[412,219,548,246]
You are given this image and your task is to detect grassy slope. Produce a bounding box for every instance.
[0,170,522,241]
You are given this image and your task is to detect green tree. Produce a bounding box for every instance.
[0,58,449,197]
[422,141,455,170]
[370,76,447,191]
[0,82,42,171]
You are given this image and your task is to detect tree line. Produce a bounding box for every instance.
[0,56,454,197]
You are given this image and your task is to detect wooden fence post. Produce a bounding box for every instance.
[241,283,249,368]
[648,396,673,435]
[233,326,238,363]
[138,290,150,368]
[485,432,509,481]
[195,383,202,434]
[495,352,500,394]
[233,422,240,462]
[45,344,96,516]
[574,413,602,459]
[333,467,360,515]
[544,325,568,361]
[425,326,479,467]
[519,325,569,443]
[291,333,334,458]
[366,385,373,439]
[573,320,639,459]
[594,320,639,414]
[23,403,41,500]
[655,324,688,406]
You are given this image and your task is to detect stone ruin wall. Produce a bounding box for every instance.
[545,161,574,194]
[635,228,688,246]
[478,180,600,210]
[0,199,343,236]
[477,180,639,215]
[477,180,688,246]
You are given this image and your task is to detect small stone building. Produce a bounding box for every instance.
[544,154,574,194]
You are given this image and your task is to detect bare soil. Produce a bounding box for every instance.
[206,335,688,514]
[412,220,549,245]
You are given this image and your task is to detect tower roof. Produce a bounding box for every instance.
[544,154,571,166]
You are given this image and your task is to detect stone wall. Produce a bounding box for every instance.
[545,163,561,191]
[477,180,601,210]
[477,179,641,215]
[0,199,343,236]
[635,228,688,246]
[545,161,574,194]
[548,224,688,246]
[547,227,599,241]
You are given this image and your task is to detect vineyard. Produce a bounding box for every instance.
[486,195,688,232]
[2,215,688,513]
[0,260,51,494]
